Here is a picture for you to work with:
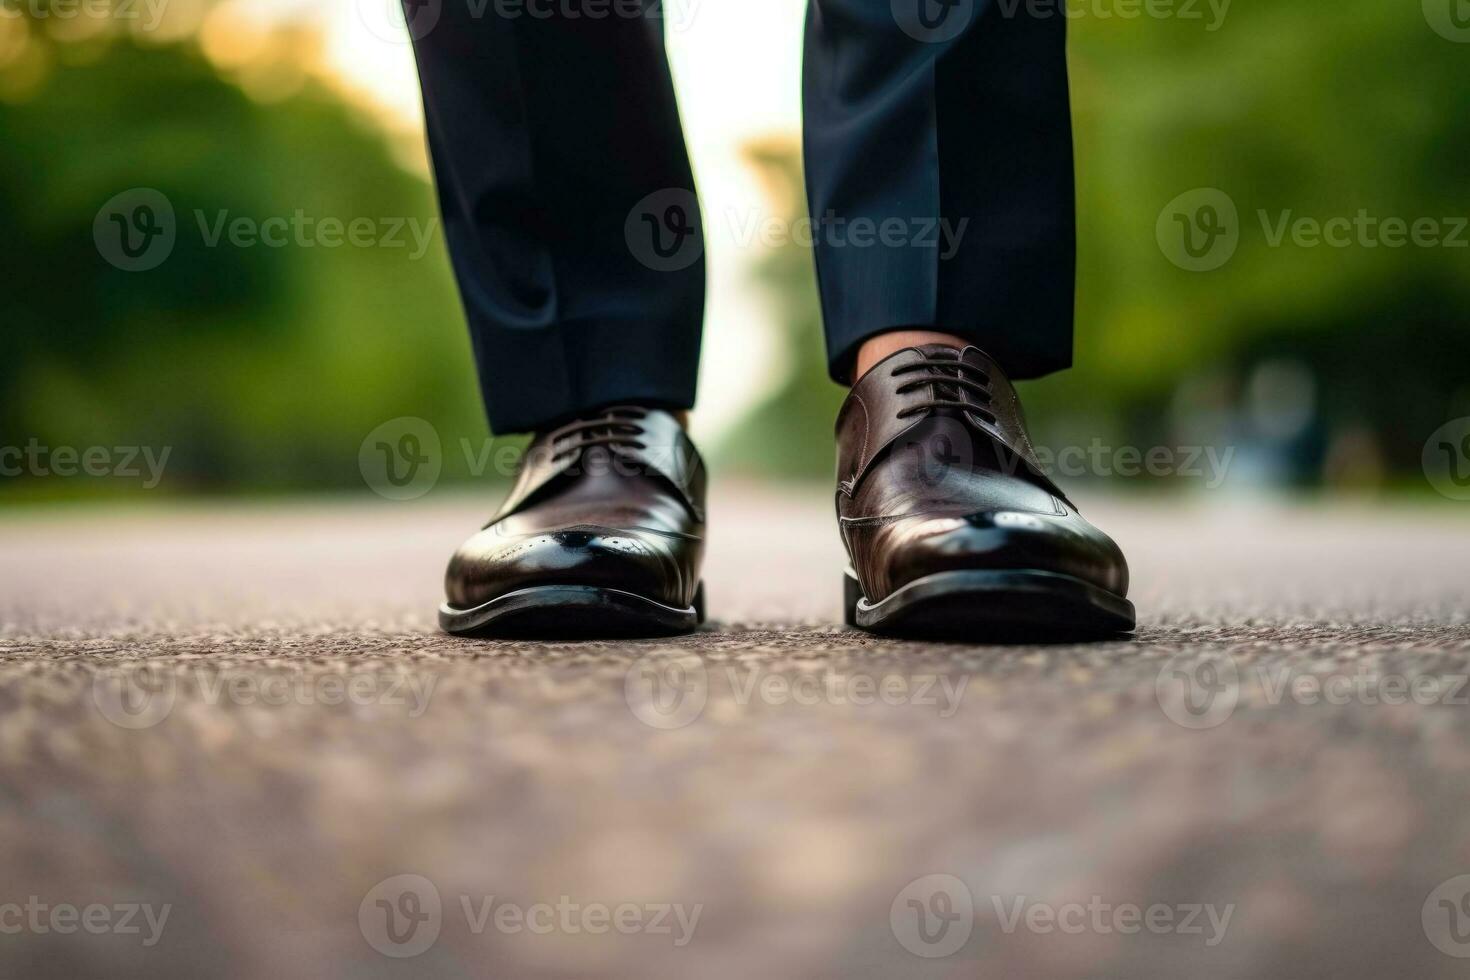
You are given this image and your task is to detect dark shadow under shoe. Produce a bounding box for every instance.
[835,345,1135,640]
[440,407,706,639]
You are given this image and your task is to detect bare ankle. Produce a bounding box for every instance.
[852,330,971,384]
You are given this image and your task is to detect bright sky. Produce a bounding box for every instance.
[256,0,811,444]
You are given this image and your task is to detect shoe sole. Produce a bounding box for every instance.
[845,568,1134,640]
[440,582,704,639]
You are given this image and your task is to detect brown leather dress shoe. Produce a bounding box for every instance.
[837,344,1134,638]
[440,407,706,637]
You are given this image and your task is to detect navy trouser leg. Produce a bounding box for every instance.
[408,0,704,434]
[804,0,1076,382]
[412,0,1073,431]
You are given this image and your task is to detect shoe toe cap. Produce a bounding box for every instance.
[446,525,682,610]
[880,509,1129,599]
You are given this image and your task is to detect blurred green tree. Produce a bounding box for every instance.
[0,11,487,498]
[728,0,1470,489]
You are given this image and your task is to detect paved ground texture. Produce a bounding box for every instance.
[2,486,1470,979]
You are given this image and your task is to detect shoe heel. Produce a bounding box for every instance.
[693,581,707,624]
[843,569,863,628]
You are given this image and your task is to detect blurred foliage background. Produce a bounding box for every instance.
[2,0,1467,501]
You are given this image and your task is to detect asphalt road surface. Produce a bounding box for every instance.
[2,486,1469,979]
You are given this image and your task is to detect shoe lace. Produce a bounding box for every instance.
[549,407,649,463]
[890,350,996,424]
